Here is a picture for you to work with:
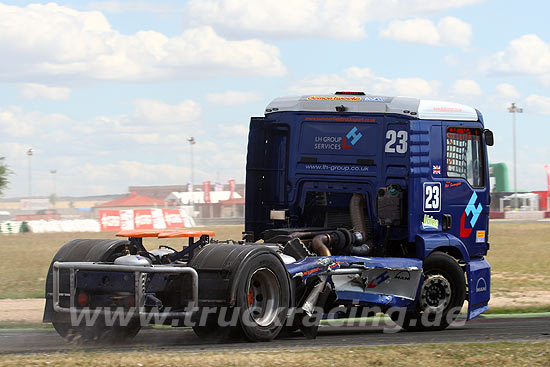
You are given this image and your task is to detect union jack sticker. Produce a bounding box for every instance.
[433,165,441,175]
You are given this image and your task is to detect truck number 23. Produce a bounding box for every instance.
[423,183,441,212]
[385,130,408,153]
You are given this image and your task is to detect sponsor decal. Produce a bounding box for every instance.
[314,136,343,150]
[433,106,462,112]
[476,230,486,243]
[307,96,362,101]
[314,126,363,151]
[432,165,441,175]
[394,271,411,280]
[421,214,439,229]
[304,116,375,122]
[317,257,332,266]
[460,192,483,237]
[444,181,462,188]
[363,96,386,102]
[367,270,390,288]
[303,163,369,174]
[475,277,487,292]
[346,126,362,146]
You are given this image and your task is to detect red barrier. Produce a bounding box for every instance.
[98,209,192,232]
[489,211,505,219]
[99,210,123,231]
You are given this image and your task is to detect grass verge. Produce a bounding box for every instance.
[0,226,244,299]
[0,342,548,366]
[485,305,550,314]
[0,321,52,330]
[0,223,549,313]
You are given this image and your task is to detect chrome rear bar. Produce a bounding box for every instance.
[52,261,198,318]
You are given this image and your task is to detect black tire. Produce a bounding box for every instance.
[235,253,291,342]
[192,310,243,342]
[389,252,466,331]
[53,318,141,344]
[276,325,300,339]
[46,239,142,343]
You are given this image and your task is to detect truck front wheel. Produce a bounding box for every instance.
[389,252,466,331]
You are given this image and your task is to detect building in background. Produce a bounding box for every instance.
[93,193,166,212]
[489,163,510,193]
[128,183,245,200]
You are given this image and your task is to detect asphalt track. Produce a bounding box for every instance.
[1,315,549,354]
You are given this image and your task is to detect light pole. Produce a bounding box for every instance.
[508,103,523,210]
[26,148,33,198]
[50,170,57,208]
[50,170,57,195]
[187,137,195,204]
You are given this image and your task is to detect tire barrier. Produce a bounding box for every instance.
[25,219,100,233]
[0,221,27,233]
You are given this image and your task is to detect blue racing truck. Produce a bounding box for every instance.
[43,92,493,342]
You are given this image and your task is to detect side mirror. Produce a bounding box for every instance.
[484,129,494,146]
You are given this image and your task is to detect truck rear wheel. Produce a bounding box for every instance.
[389,252,466,331]
[53,318,141,344]
[192,310,242,342]
[236,253,290,341]
[45,239,142,343]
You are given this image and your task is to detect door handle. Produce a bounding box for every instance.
[442,214,452,230]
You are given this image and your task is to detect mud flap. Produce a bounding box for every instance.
[466,258,490,320]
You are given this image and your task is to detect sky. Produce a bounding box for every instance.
[0,0,549,198]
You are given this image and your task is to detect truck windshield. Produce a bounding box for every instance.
[446,127,484,188]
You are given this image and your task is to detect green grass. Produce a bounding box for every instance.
[485,305,550,314]
[486,222,550,294]
[0,321,53,330]
[0,223,549,304]
[0,226,244,299]
[0,342,548,366]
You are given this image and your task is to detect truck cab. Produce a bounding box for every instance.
[245,92,492,321]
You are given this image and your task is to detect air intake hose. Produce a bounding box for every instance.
[349,193,373,256]
[310,230,348,256]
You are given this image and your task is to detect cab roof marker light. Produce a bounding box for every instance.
[335,91,365,95]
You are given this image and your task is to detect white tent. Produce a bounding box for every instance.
[500,193,540,211]
[165,191,242,205]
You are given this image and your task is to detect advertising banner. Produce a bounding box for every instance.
[120,210,134,230]
[229,179,235,200]
[203,181,211,203]
[99,210,122,232]
[163,209,189,228]
[98,209,192,232]
[20,198,50,211]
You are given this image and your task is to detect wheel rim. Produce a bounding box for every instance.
[246,268,280,327]
[419,274,452,313]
